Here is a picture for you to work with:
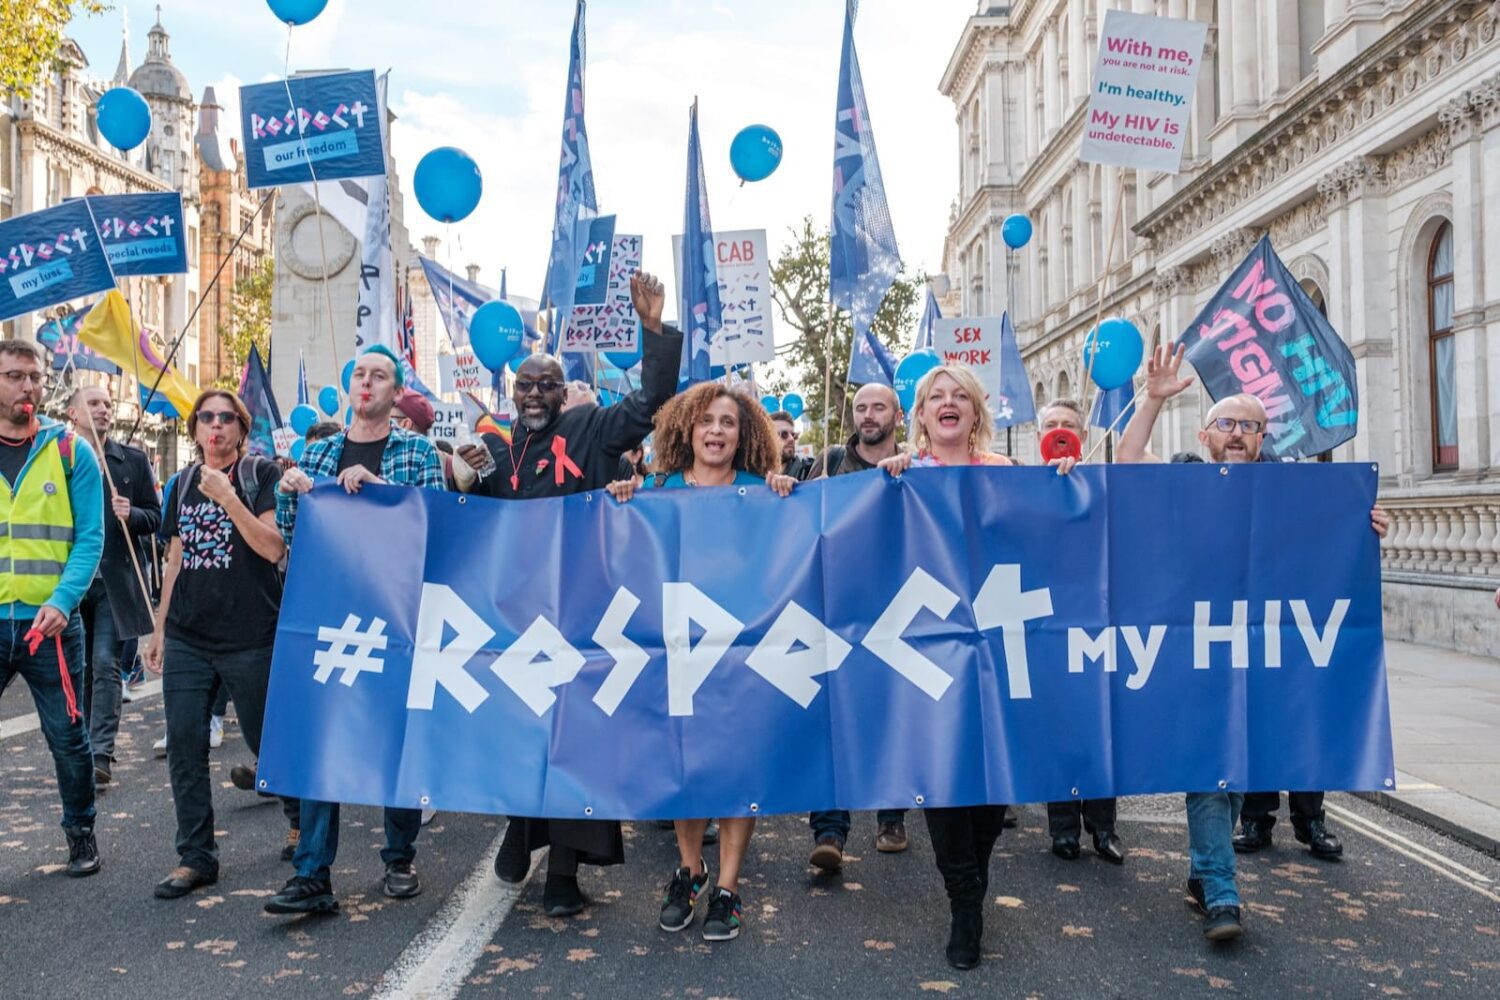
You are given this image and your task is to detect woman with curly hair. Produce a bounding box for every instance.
[606,382,796,942]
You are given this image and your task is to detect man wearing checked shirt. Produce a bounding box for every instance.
[265,344,445,916]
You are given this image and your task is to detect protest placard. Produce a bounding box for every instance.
[82,192,188,277]
[673,229,775,367]
[440,349,485,395]
[568,234,642,353]
[429,402,469,444]
[240,70,386,189]
[0,201,116,321]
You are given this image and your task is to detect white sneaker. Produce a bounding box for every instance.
[120,683,137,703]
[153,734,168,758]
[209,715,224,749]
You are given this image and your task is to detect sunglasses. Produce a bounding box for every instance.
[1207,417,1264,434]
[197,411,240,426]
[514,379,565,394]
[777,429,798,440]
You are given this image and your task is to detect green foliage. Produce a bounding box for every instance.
[214,258,274,390]
[0,1,111,95]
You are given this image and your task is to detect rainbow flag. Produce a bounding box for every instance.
[463,391,512,444]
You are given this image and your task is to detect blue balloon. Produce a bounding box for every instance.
[761,395,780,413]
[288,404,318,436]
[96,87,151,151]
[893,349,942,413]
[344,406,354,426]
[781,393,805,420]
[317,385,340,418]
[341,359,355,393]
[507,353,527,374]
[1083,318,1145,391]
[414,147,483,224]
[1001,214,1033,250]
[266,0,328,24]
[729,124,783,183]
[604,345,642,370]
[290,438,306,462]
[469,300,525,371]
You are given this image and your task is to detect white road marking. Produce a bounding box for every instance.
[373,826,538,1000]
[0,681,162,740]
[1326,802,1500,903]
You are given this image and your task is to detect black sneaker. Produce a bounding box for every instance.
[659,862,710,932]
[809,833,844,873]
[701,886,742,941]
[64,826,101,878]
[264,875,338,914]
[1204,905,1243,942]
[1232,819,1273,853]
[92,756,112,786]
[383,861,421,899]
[229,764,257,791]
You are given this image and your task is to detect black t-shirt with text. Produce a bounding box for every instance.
[163,458,283,652]
[336,435,390,476]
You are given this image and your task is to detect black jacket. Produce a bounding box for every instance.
[474,324,685,499]
[99,439,160,639]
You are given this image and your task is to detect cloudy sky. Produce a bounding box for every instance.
[70,0,980,311]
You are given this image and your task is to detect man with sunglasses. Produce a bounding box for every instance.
[770,412,815,480]
[1118,341,1389,943]
[456,270,682,918]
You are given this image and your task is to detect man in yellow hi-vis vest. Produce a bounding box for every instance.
[0,340,105,877]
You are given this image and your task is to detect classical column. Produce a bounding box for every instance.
[1024,53,1039,161]
[1440,96,1491,477]
[1230,1,1260,115]
[1043,16,1061,139]
[1470,76,1500,471]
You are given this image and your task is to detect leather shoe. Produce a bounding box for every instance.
[875,821,909,853]
[810,833,845,873]
[154,865,217,899]
[1051,835,1081,860]
[1232,819,1273,853]
[1295,820,1343,860]
[1092,831,1125,864]
[945,906,983,970]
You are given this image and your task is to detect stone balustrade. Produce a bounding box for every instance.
[1379,493,1500,578]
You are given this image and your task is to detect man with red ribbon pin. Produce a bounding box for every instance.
[0,339,105,877]
[454,269,682,917]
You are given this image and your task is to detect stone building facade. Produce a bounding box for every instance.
[940,0,1500,655]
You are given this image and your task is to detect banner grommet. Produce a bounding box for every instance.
[1218,780,1228,789]
[584,806,594,816]
[420,795,430,806]
[914,795,925,805]
[749,803,760,813]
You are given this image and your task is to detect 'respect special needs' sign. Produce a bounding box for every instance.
[83,192,189,277]
[0,201,116,322]
[240,70,386,189]
[1080,10,1208,173]
[257,465,1392,819]
[672,229,775,367]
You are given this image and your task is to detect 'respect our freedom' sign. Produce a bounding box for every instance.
[240,70,386,190]
[1080,10,1208,173]
[83,192,189,277]
[0,200,116,322]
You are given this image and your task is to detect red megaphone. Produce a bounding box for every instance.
[1039,427,1082,462]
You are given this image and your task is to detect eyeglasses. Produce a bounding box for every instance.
[777,429,798,440]
[514,379,565,394]
[1,371,45,386]
[197,411,239,426]
[1207,417,1265,434]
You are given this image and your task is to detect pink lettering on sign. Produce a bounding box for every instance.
[717,240,756,265]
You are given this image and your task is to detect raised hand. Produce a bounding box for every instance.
[1145,341,1194,401]
[630,270,666,333]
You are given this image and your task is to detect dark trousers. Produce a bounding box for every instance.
[809,808,909,842]
[293,800,422,883]
[1240,791,1325,828]
[924,805,1008,911]
[81,579,125,760]
[162,638,297,876]
[0,615,94,831]
[1046,798,1117,839]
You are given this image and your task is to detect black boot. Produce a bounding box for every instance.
[945,905,983,970]
[494,820,530,883]
[542,872,587,917]
[65,826,101,878]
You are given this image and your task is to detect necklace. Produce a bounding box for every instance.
[505,431,532,492]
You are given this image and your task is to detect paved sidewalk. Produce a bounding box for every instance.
[1376,638,1500,856]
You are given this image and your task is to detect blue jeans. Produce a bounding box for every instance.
[1186,791,1244,910]
[0,614,95,830]
[809,809,908,842]
[294,800,422,883]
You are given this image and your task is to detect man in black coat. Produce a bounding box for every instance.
[68,386,159,786]
[456,269,682,918]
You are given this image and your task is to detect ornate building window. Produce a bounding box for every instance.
[1427,222,1458,471]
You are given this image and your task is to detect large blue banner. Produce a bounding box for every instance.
[1181,235,1359,460]
[83,192,188,276]
[259,465,1393,818]
[240,70,385,190]
[0,201,116,321]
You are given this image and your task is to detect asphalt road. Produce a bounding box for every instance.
[3,684,1499,998]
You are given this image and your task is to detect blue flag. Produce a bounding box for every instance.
[419,254,493,349]
[913,288,941,352]
[297,351,310,407]
[1091,383,1137,433]
[680,101,722,387]
[83,192,189,277]
[994,312,1036,430]
[541,0,598,382]
[831,0,900,387]
[1180,235,1358,460]
[240,345,283,459]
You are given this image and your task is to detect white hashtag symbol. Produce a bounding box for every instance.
[313,614,389,687]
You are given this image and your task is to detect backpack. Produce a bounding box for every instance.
[821,446,847,479]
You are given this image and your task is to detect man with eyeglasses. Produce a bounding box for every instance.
[1118,341,1389,943]
[770,411,815,480]
[0,340,105,878]
[457,270,684,919]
